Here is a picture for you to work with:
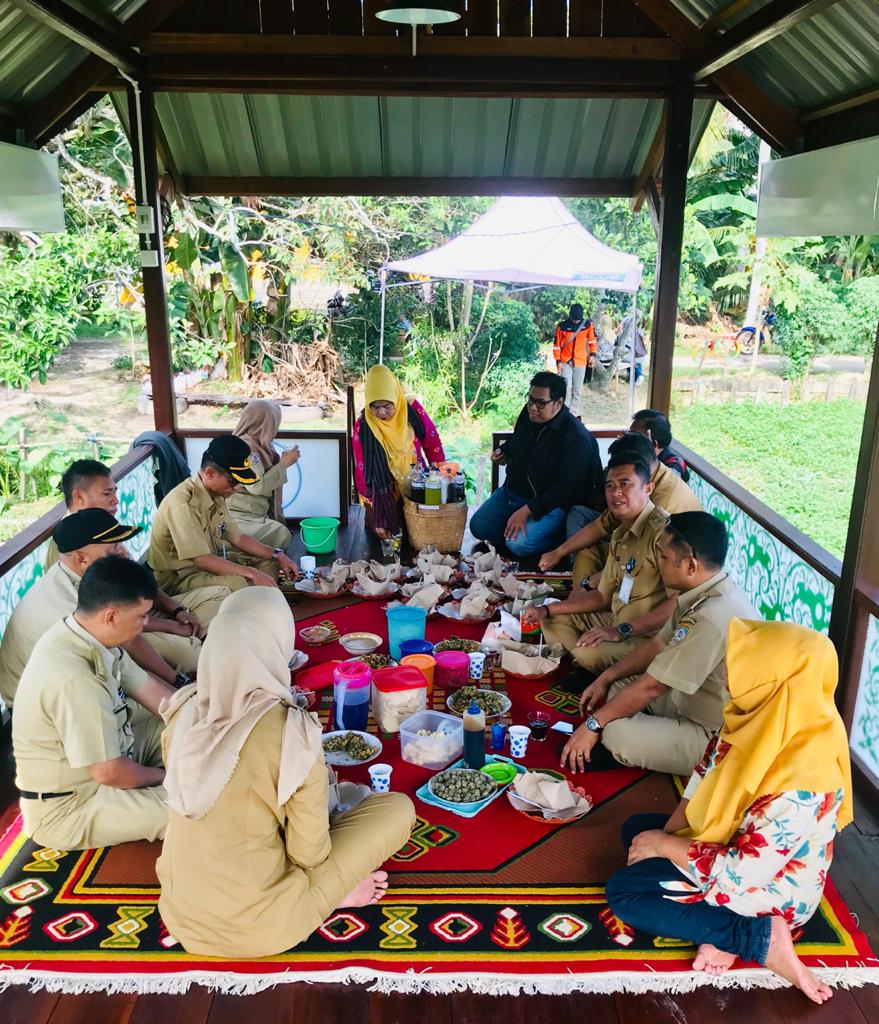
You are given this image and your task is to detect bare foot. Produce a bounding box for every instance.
[693,943,737,976]
[764,915,833,1005]
[339,870,389,909]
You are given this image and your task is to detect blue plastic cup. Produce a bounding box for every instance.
[386,605,427,661]
[399,638,435,659]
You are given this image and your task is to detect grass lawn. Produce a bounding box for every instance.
[674,399,862,560]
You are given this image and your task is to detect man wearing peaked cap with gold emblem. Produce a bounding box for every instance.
[148,434,299,597]
[0,509,203,709]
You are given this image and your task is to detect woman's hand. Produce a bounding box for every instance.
[280,445,301,469]
[627,830,668,865]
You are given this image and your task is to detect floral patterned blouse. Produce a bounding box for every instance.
[668,735,843,926]
[351,398,445,504]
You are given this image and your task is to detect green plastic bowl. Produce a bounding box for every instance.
[480,762,517,786]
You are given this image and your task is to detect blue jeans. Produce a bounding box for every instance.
[605,814,772,965]
[470,486,567,558]
[565,504,599,540]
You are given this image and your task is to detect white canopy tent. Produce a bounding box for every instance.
[380,196,644,414]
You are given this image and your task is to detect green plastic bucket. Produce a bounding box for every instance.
[300,516,340,554]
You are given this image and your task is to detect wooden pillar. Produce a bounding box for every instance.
[648,83,694,415]
[830,317,879,728]
[126,80,178,440]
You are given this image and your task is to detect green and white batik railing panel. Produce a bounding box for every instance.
[851,614,879,786]
[0,456,157,645]
[688,474,834,635]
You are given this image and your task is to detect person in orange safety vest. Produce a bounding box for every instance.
[553,303,596,418]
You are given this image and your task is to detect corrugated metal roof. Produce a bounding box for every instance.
[671,0,879,111]
[0,0,144,104]
[148,93,714,184]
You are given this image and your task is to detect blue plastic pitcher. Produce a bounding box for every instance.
[386,606,427,662]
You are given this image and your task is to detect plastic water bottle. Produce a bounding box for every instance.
[424,465,442,506]
[463,701,486,769]
[453,471,466,503]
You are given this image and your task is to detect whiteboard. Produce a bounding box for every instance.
[184,436,342,519]
[0,142,64,232]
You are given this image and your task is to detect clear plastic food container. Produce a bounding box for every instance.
[399,710,464,770]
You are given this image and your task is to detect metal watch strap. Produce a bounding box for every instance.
[585,714,603,734]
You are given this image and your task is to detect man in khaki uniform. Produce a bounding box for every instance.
[560,512,758,776]
[0,510,198,709]
[13,556,174,850]
[541,431,702,583]
[527,456,671,677]
[46,458,230,628]
[149,435,298,596]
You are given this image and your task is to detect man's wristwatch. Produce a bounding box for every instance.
[172,605,188,619]
[173,671,192,689]
[584,714,603,734]
[616,622,634,639]
[272,547,284,562]
[579,576,593,592]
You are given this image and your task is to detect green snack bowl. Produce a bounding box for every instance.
[480,762,517,786]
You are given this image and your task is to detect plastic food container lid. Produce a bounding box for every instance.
[372,666,429,693]
[434,651,470,668]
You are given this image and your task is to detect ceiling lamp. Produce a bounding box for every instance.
[375,2,461,56]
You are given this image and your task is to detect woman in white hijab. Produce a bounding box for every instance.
[227,399,299,550]
[156,588,415,958]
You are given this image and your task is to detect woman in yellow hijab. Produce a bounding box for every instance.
[352,365,445,537]
[605,619,852,1005]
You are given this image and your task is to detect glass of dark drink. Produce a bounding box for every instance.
[527,711,551,742]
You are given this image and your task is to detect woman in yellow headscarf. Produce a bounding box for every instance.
[605,619,852,1006]
[352,365,445,537]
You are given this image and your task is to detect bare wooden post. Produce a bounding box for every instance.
[17,427,27,501]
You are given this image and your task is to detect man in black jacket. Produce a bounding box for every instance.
[470,372,603,558]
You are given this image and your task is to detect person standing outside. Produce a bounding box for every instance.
[553,303,596,418]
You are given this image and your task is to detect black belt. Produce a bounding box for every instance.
[19,790,73,800]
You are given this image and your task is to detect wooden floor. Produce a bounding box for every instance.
[2,506,879,1022]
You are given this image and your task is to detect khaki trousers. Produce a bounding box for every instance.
[572,539,609,587]
[542,610,636,674]
[21,709,168,850]
[295,792,416,942]
[144,584,233,671]
[230,514,292,551]
[160,558,278,597]
[601,681,711,777]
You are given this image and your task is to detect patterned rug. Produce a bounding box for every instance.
[0,602,876,996]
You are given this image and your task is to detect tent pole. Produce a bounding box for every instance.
[378,266,387,366]
[629,288,638,421]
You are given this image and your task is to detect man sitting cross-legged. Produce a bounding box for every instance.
[524,455,672,681]
[559,512,757,777]
[13,556,174,850]
[0,510,195,709]
[148,435,298,596]
[542,431,701,582]
[48,458,230,633]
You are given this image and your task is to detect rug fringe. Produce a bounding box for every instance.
[2,965,879,998]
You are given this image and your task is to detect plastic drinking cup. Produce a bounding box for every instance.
[468,651,486,681]
[490,722,507,751]
[399,638,435,658]
[386,605,427,661]
[527,711,551,742]
[368,763,392,793]
[400,654,436,698]
[300,555,317,579]
[509,725,531,759]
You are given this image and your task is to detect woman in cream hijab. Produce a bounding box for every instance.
[352,365,445,538]
[606,619,852,1005]
[157,588,415,958]
[227,399,299,550]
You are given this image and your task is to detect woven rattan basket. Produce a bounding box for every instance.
[403,497,467,554]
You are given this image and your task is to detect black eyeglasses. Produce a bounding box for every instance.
[526,394,557,409]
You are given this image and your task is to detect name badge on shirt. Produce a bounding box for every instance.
[617,572,635,605]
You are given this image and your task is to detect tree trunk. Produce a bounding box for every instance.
[746,139,772,375]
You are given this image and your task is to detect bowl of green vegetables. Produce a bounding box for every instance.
[428,767,498,810]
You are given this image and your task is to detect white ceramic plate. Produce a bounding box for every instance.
[321,730,383,767]
[445,689,512,720]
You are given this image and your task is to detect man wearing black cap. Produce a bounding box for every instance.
[0,509,198,709]
[148,435,299,596]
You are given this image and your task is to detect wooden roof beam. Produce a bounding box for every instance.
[23,0,191,146]
[634,0,799,152]
[7,0,144,75]
[692,0,843,81]
[181,176,638,198]
[630,108,667,212]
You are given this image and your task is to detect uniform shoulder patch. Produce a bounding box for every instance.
[670,624,690,645]
[249,452,261,464]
